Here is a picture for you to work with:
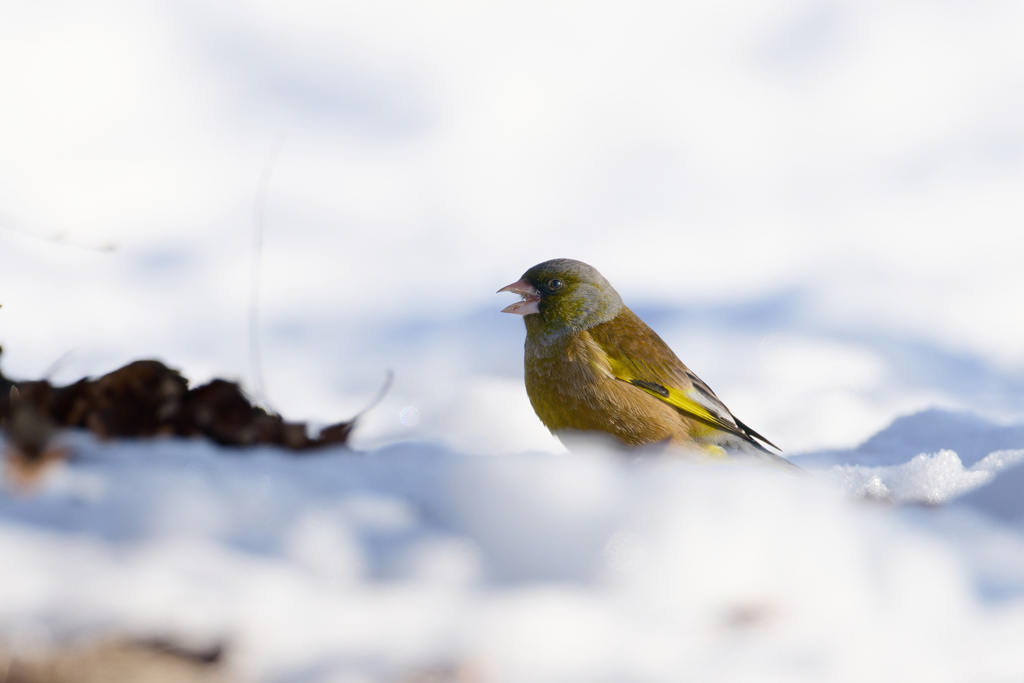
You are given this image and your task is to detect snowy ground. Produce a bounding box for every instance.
[3,410,1024,682]
[4,1,1024,680]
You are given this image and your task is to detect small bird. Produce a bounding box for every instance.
[499,258,795,468]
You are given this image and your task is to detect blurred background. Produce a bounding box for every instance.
[2,0,1024,455]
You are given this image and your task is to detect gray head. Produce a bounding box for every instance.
[498,258,624,333]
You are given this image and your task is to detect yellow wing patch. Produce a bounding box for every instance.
[639,383,744,436]
[606,358,745,439]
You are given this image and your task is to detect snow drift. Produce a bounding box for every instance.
[2,408,1024,682]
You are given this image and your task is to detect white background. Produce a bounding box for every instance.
[2,0,1024,453]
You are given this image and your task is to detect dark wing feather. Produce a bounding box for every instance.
[588,308,779,452]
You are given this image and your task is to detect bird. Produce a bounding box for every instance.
[498,258,797,469]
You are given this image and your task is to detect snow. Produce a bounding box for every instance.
[795,409,1024,504]
[3,1,1024,679]
[2,410,1024,681]
[3,0,1024,453]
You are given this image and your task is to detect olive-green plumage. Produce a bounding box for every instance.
[500,258,795,468]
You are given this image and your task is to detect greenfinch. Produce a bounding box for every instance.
[499,258,795,468]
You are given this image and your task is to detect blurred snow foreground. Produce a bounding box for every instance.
[2,411,1024,682]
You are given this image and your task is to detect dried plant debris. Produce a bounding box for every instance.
[0,354,362,454]
[0,637,232,683]
[392,662,489,683]
[4,384,69,487]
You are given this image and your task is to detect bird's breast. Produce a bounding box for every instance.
[523,331,683,447]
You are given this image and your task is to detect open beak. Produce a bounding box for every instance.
[497,278,540,315]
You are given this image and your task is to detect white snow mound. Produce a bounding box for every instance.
[0,411,1023,682]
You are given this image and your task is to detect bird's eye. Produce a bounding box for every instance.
[548,279,564,290]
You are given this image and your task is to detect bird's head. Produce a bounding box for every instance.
[498,258,623,332]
